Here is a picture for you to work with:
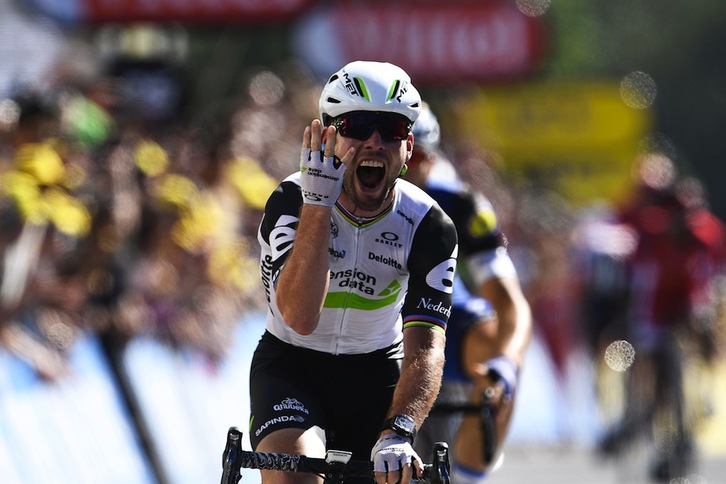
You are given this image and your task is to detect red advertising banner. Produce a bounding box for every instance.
[293,2,547,84]
[26,0,318,23]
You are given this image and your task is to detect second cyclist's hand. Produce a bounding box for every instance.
[371,434,422,484]
[300,120,354,207]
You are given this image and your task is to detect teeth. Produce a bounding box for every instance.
[360,160,384,168]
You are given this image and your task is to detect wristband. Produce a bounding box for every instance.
[380,414,417,442]
[484,355,518,399]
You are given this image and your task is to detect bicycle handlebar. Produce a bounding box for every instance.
[221,427,451,484]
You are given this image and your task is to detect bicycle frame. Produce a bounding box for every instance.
[429,387,498,464]
[221,427,451,484]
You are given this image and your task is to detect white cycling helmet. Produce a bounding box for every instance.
[412,102,441,149]
[319,61,422,126]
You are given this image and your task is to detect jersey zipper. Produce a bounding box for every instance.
[333,221,361,355]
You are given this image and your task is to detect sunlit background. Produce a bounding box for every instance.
[1,0,725,483]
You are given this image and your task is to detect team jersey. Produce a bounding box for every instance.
[424,163,517,382]
[426,169,515,292]
[258,172,458,355]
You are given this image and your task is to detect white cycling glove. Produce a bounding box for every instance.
[370,434,421,473]
[300,147,346,207]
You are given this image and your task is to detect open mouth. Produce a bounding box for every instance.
[357,160,386,190]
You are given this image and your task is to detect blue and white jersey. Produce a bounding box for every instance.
[425,161,517,381]
[258,173,458,355]
[426,169,515,290]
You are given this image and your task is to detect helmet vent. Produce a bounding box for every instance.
[387,80,401,102]
[318,61,421,123]
[353,77,370,102]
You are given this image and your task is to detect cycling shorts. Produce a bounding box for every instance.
[249,331,402,461]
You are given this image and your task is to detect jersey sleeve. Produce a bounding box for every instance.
[402,204,458,333]
[448,188,518,286]
[450,188,505,255]
[258,179,303,306]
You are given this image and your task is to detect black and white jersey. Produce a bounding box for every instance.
[258,173,458,355]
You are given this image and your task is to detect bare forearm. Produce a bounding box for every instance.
[387,329,446,428]
[276,205,332,334]
[481,276,532,365]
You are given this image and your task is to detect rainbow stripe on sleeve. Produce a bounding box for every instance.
[403,315,447,334]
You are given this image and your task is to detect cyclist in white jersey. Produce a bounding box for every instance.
[250,61,458,484]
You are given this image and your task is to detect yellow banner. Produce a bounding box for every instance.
[452,81,653,205]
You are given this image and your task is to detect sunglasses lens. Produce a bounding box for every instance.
[334,112,410,142]
[335,113,375,140]
[377,115,410,141]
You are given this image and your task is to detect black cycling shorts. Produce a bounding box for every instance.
[249,331,403,461]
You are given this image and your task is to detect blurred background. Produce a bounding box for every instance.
[1,0,725,483]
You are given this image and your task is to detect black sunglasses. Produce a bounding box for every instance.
[331,111,412,142]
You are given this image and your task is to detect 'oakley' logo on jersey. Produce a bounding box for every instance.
[425,245,457,294]
[376,232,402,248]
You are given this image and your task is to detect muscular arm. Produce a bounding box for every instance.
[275,120,349,335]
[390,204,457,426]
[275,204,332,335]
[275,120,356,335]
[467,273,532,369]
[372,196,456,484]
[386,327,446,428]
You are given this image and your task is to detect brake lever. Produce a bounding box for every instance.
[221,427,243,484]
[480,387,497,465]
[433,441,451,484]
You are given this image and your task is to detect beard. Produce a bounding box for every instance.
[343,174,397,213]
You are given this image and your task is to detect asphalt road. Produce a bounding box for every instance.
[487,443,726,484]
[482,339,726,484]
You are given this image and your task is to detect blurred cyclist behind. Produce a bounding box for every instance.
[597,154,726,481]
[404,103,532,483]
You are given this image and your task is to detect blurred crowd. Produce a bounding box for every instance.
[0,58,323,379]
[2,46,726,482]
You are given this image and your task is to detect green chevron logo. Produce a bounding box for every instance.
[324,280,402,310]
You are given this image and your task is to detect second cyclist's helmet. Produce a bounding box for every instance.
[319,61,422,126]
[412,102,441,149]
